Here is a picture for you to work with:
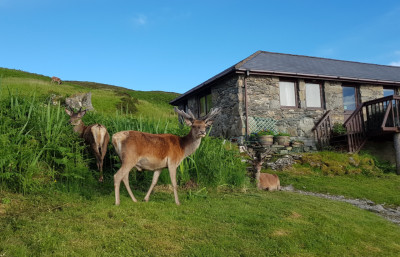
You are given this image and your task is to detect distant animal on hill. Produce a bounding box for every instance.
[65,107,110,182]
[51,76,62,84]
[112,107,221,206]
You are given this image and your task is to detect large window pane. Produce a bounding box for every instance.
[306,83,322,108]
[384,88,395,97]
[343,86,356,111]
[280,81,296,106]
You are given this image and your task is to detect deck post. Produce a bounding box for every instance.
[394,133,400,175]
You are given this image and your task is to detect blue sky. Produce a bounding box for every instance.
[1,0,400,94]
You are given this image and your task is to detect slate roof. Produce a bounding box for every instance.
[170,51,400,105]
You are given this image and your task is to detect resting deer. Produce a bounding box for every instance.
[112,107,220,205]
[65,108,110,182]
[245,146,280,191]
[51,76,62,85]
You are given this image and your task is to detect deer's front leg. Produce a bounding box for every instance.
[168,166,180,205]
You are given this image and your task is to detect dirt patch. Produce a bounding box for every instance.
[271,229,290,237]
[281,185,400,225]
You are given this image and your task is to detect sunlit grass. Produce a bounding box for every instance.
[1,190,399,256]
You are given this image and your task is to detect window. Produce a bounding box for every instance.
[383,88,395,97]
[305,82,322,108]
[199,93,212,116]
[342,86,358,111]
[279,81,296,107]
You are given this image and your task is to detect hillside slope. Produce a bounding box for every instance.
[0,68,179,118]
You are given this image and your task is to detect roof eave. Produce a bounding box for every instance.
[238,69,400,86]
[169,67,237,105]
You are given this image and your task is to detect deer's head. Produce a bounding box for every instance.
[65,107,87,126]
[174,107,221,139]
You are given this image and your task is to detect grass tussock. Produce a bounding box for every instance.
[297,151,383,176]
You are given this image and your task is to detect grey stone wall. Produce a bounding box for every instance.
[360,84,384,102]
[245,75,325,146]
[210,76,243,138]
[179,74,391,146]
[325,81,345,124]
[180,76,243,138]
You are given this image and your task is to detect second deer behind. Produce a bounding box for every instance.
[65,108,110,182]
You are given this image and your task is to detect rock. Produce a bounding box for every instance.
[65,92,94,111]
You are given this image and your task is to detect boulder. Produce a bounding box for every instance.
[65,92,94,111]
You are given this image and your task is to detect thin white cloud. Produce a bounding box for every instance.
[133,14,147,26]
[389,61,400,67]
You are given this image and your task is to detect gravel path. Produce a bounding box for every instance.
[281,185,400,225]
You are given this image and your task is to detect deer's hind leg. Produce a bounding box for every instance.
[144,169,162,202]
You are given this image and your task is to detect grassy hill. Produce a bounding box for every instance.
[0,68,180,118]
[1,67,400,256]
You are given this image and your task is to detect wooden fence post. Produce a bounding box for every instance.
[394,133,400,175]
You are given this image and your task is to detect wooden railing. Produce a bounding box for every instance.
[344,95,400,152]
[312,110,332,149]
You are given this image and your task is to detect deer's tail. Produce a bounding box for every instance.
[91,124,108,156]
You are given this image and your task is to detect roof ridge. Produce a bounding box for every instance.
[234,50,263,69]
[258,51,400,69]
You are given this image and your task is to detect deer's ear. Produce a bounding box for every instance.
[205,120,214,127]
[184,118,193,126]
[77,110,87,118]
[65,108,73,116]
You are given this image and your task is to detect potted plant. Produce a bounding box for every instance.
[275,132,291,146]
[257,129,275,146]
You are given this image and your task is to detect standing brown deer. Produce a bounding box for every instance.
[65,108,110,182]
[51,76,62,85]
[245,146,280,191]
[112,107,220,205]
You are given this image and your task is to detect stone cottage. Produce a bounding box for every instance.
[169,51,400,146]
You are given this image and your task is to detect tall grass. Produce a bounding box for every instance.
[0,90,248,195]
[0,91,93,194]
[84,110,248,189]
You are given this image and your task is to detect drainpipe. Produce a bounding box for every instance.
[244,70,250,139]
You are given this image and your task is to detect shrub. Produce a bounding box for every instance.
[332,122,346,135]
[257,129,275,136]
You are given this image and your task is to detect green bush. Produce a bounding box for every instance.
[332,122,347,135]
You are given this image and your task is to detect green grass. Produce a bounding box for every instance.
[271,151,400,206]
[279,171,400,206]
[1,67,400,256]
[1,190,399,256]
[0,68,179,118]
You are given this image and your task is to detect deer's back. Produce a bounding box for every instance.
[112,130,184,165]
[259,173,280,191]
[82,124,109,146]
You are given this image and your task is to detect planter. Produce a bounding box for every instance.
[276,136,290,146]
[259,135,274,146]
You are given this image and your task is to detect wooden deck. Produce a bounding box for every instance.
[314,95,400,153]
